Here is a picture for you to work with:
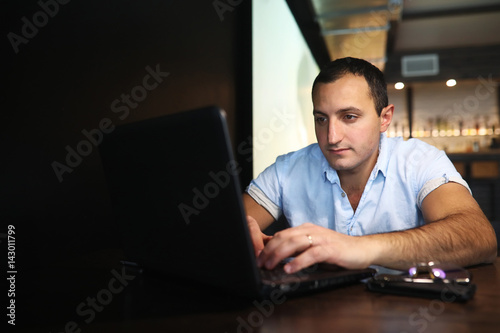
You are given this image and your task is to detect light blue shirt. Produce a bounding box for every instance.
[246,134,470,236]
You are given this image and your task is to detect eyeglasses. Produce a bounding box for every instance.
[374,261,471,285]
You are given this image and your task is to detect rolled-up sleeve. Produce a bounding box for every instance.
[246,183,281,220]
[417,174,471,208]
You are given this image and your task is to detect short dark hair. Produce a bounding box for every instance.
[312,57,388,116]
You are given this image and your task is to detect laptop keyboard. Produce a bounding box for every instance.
[259,263,321,284]
[259,262,354,285]
[259,265,295,281]
[258,262,375,293]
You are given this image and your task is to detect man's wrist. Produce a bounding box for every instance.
[362,233,399,268]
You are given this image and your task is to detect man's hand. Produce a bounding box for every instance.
[257,223,376,273]
[243,193,275,257]
[247,215,273,257]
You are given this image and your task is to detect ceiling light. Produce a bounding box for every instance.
[394,82,405,90]
[446,79,457,87]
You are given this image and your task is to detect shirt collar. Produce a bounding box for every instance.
[315,146,339,184]
[321,133,389,184]
[324,166,340,184]
[371,133,389,180]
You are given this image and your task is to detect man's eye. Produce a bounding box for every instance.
[345,114,357,120]
[315,117,327,123]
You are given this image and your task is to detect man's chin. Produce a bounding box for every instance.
[330,164,353,172]
[327,159,354,172]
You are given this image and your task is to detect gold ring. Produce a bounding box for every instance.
[306,234,313,247]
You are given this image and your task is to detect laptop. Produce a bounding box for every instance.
[99,106,374,299]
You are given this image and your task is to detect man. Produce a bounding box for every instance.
[244,57,497,274]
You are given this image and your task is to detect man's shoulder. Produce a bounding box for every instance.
[273,143,325,175]
[383,136,446,170]
[385,136,440,156]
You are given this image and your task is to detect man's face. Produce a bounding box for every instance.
[313,74,392,175]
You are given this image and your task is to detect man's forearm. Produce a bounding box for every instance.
[367,210,497,269]
[243,193,275,231]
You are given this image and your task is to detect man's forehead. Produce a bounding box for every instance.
[313,75,371,101]
[312,76,378,115]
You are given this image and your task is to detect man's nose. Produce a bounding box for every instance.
[327,121,343,145]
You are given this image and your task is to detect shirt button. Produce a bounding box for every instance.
[341,192,346,198]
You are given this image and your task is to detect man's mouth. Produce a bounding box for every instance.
[327,147,350,154]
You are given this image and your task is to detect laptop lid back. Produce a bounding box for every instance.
[100,106,261,296]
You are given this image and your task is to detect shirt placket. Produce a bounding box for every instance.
[332,182,355,234]
[348,170,382,236]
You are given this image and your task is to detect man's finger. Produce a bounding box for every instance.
[247,216,265,257]
[284,246,329,273]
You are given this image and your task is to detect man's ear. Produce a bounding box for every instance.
[380,104,394,133]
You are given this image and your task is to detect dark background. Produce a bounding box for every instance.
[1,2,254,329]
[1,0,252,269]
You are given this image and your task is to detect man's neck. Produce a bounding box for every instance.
[338,150,378,189]
[338,171,369,193]
[338,171,370,212]
[337,152,379,211]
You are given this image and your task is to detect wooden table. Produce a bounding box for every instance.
[18,254,500,333]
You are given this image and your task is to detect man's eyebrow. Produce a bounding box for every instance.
[313,107,362,115]
[312,110,327,116]
[337,106,362,113]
